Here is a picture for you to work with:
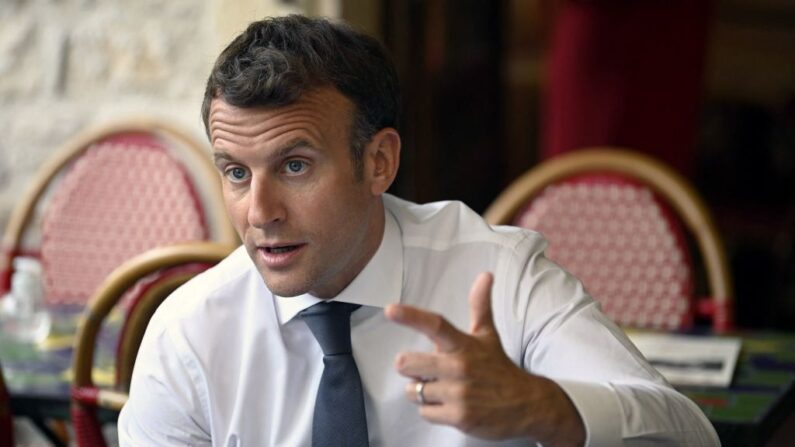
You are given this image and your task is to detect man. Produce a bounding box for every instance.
[119,15,719,446]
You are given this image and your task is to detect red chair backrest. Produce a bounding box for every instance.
[40,133,208,306]
[514,174,695,330]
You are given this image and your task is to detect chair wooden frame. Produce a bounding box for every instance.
[484,147,733,328]
[0,118,238,291]
[70,242,235,445]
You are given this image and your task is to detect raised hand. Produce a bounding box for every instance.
[384,272,585,446]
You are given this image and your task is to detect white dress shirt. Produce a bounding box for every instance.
[119,194,719,446]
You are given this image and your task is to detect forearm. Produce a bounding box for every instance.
[556,379,720,446]
[512,374,585,447]
[514,278,719,445]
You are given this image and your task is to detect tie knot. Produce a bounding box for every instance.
[301,301,361,356]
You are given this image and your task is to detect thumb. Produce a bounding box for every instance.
[468,272,495,335]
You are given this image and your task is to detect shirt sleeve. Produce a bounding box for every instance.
[502,239,720,447]
[118,311,212,446]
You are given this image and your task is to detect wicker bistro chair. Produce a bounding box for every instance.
[0,119,237,307]
[70,242,235,447]
[484,148,733,332]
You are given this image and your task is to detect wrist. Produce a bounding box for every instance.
[521,375,586,447]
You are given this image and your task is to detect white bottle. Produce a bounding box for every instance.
[0,257,51,343]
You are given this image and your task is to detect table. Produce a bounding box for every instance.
[3,311,794,446]
[0,305,121,446]
[678,331,795,447]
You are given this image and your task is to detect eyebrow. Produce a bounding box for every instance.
[212,151,234,166]
[271,138,317,160]
[212,138,318,166]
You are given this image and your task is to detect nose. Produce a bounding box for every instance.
[247,176,286,228]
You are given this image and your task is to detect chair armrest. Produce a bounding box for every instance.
[71,385,128,411]
[98,390,128,411]
[695,296,734,333]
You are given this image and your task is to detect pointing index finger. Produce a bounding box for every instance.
[468,272,495,334]
[385,304,468,352]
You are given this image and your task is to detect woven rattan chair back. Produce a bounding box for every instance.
[484,148,732,331]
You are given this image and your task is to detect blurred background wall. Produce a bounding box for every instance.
[0,0,333,232]
[1,0,209,230]
[0,0,792,329]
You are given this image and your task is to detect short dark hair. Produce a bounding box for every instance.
[202,15,400,175]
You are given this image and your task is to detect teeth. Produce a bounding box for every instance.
[270,246,295,254]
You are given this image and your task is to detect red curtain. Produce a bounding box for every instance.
[541,0,713,177]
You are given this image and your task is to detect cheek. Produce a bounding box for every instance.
[301,188,354,232]
[319,190,371,239]
[223,190,249,229]
[319,180,365,214]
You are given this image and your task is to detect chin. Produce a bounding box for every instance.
[261,276,311,298]
[269,288,306,298]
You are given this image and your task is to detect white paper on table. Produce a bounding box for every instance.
[627,332,742,387]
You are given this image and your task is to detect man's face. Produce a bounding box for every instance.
[208,89,384,298]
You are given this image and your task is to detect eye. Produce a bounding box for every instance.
[284,159,308,175]
[225,166,250,183]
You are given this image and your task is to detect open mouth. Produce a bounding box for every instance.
[265,245,302,254]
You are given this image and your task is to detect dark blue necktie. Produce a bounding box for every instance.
[301,301,369,447]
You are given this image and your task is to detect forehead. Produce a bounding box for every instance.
[208,88,355,149]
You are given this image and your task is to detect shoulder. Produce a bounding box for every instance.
[384,194,556,319]
[383,193,546,257]
[148,245,260,333]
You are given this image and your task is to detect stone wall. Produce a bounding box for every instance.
[0,0,326,231]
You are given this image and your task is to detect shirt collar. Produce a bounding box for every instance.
[274,207,403,324]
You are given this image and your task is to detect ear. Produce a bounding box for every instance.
[363,127,401,196]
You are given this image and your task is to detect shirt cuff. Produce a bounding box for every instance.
[555,379,623,447]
